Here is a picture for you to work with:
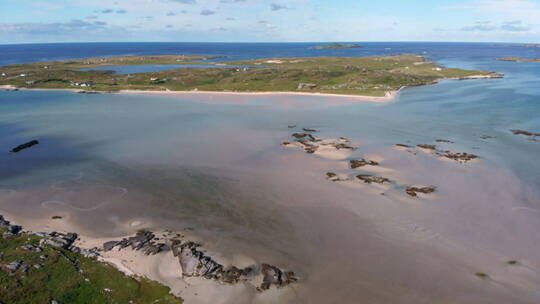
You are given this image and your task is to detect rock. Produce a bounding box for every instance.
[51,300,60,304]
[258,264,297,291]
[417,144,437,150]
[297,83,317,90]
[20,245,35,251]
[350,159,379,169]
[103,241,119,252]
[33,264,44,269]
[356,175,390,184]
[281,141,291,146]
[395,144,411,148]
[405,186,436,197]
[511,129,540,137]
[51,216,63,219]
[288,125,296,128]
[435,139,454,143]
[438,151,478,163]
[5,261,21,271]
[292,133,317,141]
[332,143,355,150]
[10,140,39,153]
[302,128,318,132]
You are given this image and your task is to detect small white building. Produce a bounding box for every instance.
[1,73,6,77]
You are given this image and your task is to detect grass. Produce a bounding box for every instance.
[0,229,182,304]
[0,54,500,97]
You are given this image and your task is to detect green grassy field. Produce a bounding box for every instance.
[0,229,182,304]
[0,54,500,97]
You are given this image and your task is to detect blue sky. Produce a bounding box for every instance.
[1,0,539,43]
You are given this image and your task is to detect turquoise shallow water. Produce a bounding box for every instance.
[0,43,539,303]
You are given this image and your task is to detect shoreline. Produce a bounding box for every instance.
[1,84,402,102]
[0,209,295,303]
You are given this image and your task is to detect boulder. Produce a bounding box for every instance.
[10,140,39,153]
[356,175,390,184]
[405,186,436,197]
[350,159,379,169]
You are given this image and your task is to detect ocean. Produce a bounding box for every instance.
[1,42,539,303]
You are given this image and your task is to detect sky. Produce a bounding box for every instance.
[1,0,539,44]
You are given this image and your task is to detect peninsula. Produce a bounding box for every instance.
[0,54,501,98]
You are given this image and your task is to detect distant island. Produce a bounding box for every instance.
[497,57,540,62]
[521,43,540,48]
[0,54,502,100]
[310,43,363,50]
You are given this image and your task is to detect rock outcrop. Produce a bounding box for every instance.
[102,231,297,292]
[356,175,390,184]
[511,129,540,137]
[405,186,436,197]
[10,140,39,153]
[350,159,379,169]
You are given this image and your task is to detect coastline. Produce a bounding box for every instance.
[1,84,401,102]
[0,209,294,304]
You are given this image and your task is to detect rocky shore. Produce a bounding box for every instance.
[1,213,297,298]
[101,230,297,292]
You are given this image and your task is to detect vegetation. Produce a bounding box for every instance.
[0,229,182,304]
[310,43,363,49]
[0,54,500,97]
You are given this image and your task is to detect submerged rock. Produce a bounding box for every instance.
[435,139,454,143]
[10,140,39,153]
[405,186,436,197]
[302,128,318,132]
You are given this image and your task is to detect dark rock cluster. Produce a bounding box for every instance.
[0,215,22,237]
[102,230,169,256]
[511,129,539,138]
[405,186,436,197]
[356,175,390,184]
[350,159,379,169]
[437,151,478,163]
[102,231,298,292]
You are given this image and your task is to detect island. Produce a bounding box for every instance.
[310,43,363,50]
[0,54,502,99]
[497,57,540,63]
[520,43,540,48]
